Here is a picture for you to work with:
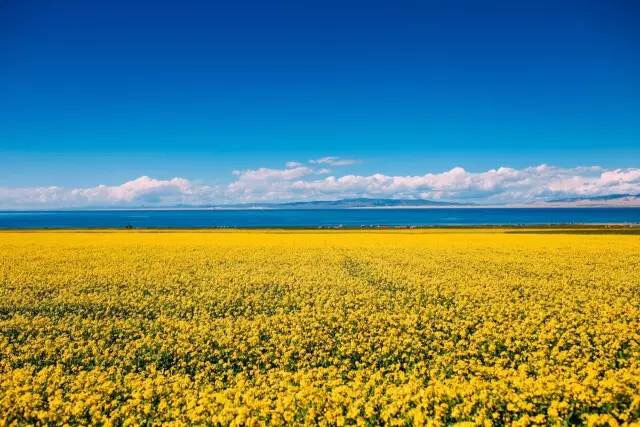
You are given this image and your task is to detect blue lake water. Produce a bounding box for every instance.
[1,208,639,228]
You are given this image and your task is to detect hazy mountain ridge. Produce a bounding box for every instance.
[545,194,640,206]
[214,198,469,209]
[10,196,640,211]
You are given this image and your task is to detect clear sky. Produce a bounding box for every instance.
[1,0,639,207]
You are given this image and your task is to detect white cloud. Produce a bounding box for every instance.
[2,163,640,208]
[0,176,221,208]
[223,164,640,204]
[228,163,315,200]
[71,176,193,203]
[309,156,357,166]
[231,165,313,182]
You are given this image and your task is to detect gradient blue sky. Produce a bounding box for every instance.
[1,0,639,206]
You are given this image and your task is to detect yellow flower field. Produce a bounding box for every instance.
[1,229,639,426]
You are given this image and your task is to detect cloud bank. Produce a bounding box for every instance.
[2,160,640,208]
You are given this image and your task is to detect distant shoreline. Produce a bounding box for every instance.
[2,224,640,232]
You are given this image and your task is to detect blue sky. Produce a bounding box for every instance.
[1,0,639,206]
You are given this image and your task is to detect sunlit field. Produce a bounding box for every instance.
[1,230,639,426]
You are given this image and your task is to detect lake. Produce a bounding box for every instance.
[1,208,639,229]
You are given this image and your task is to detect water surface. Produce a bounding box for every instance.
[1,208,639,229]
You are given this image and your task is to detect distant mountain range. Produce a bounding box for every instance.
[545,194,640,206]
[213,198,469,209]
[205,195,640,209]
[41,196,640,211]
